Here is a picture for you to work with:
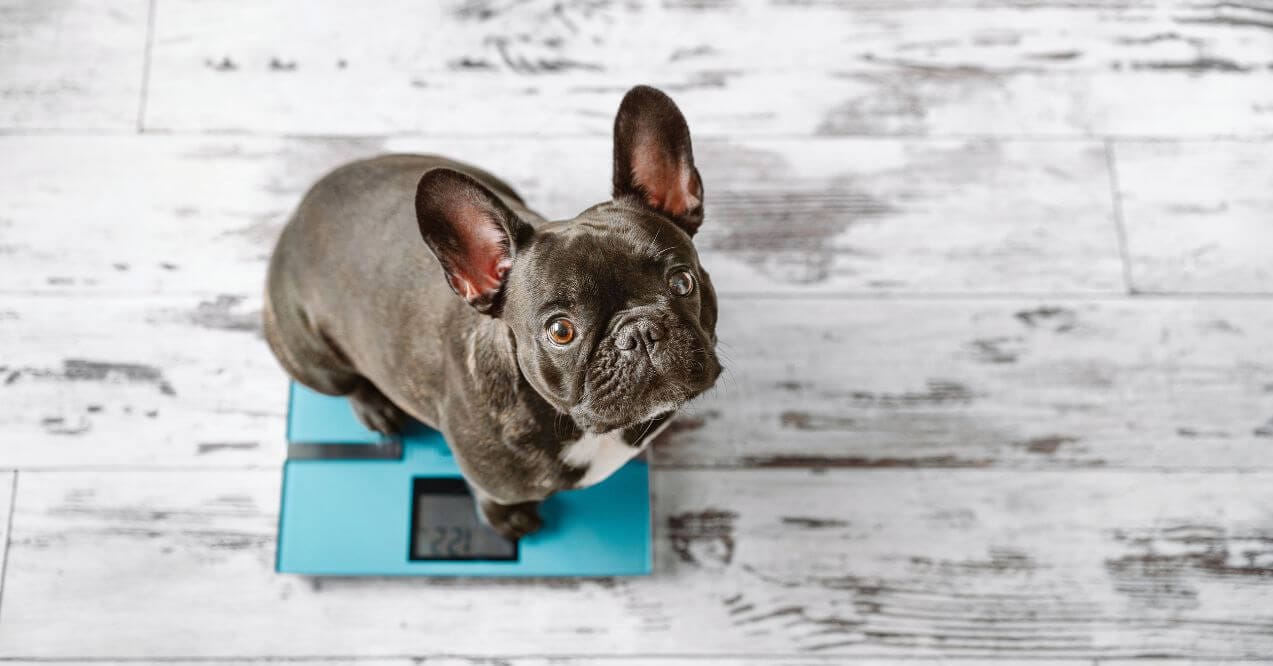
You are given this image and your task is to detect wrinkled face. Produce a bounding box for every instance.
[502,204,720,432]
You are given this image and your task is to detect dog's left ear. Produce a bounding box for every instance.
[415,168,533,316]
[612,85,704,236]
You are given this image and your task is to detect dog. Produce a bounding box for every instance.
[263,86,720,539]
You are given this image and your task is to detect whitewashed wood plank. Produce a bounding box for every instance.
[0,135,1123,296]
[672,297,1273,471]
[0,295,286,468]
[0,661,1094,666]
[0,0,150,130]
[143,0,1273,136]
[2,469,1271,658]
[3,295,1271,471]
[1115,140,1273,294]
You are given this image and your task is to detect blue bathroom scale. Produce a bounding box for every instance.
[276,383,652,576]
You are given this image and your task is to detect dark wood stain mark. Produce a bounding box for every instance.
[112,262,129,271]
[669,45,716,61]
[60,359,176,396]
[1126,57,1252,72]
[1016,435,1079,455]
[780,410,857,431]
[742,454,994,469]
[667,509,737,566]
[1176,15,1273,32]
[1201,318,1243,334]
[41,415,91,436]
[1254,418,1273,438]
[773,380,810,392]
[196,441,260,455]
[1028,50,1081,60]
[662,409,719,436]
[1014,305,1078,332]
[728,602,756,615]
[198,531,272,551]
[189,295,262,335]
[449,57,495,70]
[159,262,179,271]
[661,70,736,93]
[268,57,297,71]
[845,379,978,408]
[452,0,505,21]
[1116,32,1205,47]
[1177,427,1231,438]
[204,57,237,72]
[781,516,848,529]
[964,336,1023,364]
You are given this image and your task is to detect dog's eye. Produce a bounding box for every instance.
[669,270,695,297]
[546,318,575,346]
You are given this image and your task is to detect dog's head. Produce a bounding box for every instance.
[415,85,720,432]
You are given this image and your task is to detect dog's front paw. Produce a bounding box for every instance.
[478,498,544,540]
[350,381,409,435]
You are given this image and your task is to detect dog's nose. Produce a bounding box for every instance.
[616,319,666,351]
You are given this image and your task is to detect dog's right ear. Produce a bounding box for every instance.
[415,168,532,316]
[612,85,704,236]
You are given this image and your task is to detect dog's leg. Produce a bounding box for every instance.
[349,380,410,435]
[474,492,543,540]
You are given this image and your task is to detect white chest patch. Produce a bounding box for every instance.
[560,418,675,488]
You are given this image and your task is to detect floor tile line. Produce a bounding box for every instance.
[1104,139,1136,295]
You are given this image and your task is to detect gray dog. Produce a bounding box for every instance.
[264,86,720,539]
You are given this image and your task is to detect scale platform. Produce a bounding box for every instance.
[276,383,652,576]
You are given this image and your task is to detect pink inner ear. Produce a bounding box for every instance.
[632,137,700,217]
[443,198,512,302]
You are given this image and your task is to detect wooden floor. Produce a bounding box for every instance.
[2,0,1272,662]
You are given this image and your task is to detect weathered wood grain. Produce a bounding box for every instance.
[3,468,1271,658]
[0,0,150,130]
[1115,140,1273,294]
[4,295,1271,470]
[0,135,1123,296]
[142,0,1273,136]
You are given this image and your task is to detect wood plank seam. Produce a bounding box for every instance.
[5,129,1273,142]
[0,471,17,629]
[1103,140,1135,296]
[136,0,159,133]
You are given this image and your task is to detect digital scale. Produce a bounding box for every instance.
[276,383,652,576]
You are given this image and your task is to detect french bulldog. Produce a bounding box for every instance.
[263,86,720,539]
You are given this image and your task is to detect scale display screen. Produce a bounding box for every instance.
[408,477,518,561]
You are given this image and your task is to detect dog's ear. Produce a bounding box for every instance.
[612,85,704,236]
[416,168,532,316]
